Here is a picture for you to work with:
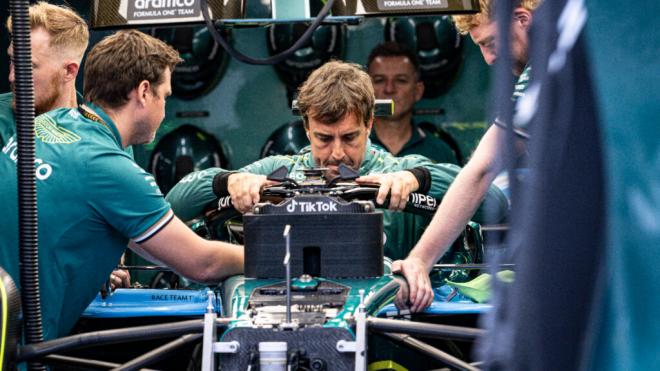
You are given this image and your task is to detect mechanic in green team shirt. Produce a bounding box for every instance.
[0,30,243,341]
[2,2,139,290]
[394,0,541,313]
[367,41,459,165]
[166,60,509,263]
[0,2,88,147]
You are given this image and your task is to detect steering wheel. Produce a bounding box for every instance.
[200,165,441,240]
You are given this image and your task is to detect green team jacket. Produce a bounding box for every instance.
[167,142,508,260]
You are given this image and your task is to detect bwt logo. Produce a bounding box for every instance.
[134,0,195,9]
[286,199,338,213]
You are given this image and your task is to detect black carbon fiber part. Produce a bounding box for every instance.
[219,327,354,370]
[243,212,383,279]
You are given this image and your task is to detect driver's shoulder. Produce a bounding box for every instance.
[243,154,304,175]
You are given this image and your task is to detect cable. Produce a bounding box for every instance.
[199,0,336,65]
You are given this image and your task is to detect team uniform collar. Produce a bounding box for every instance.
[79,101,124,149]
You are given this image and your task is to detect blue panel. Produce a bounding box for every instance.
[376,284,491,316]
[81,288,220,318]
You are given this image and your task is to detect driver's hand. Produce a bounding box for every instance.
[227,173,278,213]
[392,257,434,313]
[356,171,419,210]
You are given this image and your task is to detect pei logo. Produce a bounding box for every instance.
[408,193,437,211]
[120,0,204,23]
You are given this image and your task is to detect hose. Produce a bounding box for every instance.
[8,1,45,370]
[18,318,232,362]
[200,0,336,65]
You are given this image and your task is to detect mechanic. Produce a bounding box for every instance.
[367,41,458,164]
[166,60,508,262]
[393,0,542,312]
[0,30,243,341]
[0,2,88,146]
[2,2,136,291]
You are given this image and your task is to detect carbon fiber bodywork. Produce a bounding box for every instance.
[219,327,354,370]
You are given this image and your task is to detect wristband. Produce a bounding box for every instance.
[406,167,431,194]
[212,171,235,197]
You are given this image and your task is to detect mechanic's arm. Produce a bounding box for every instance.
[130,212,243,283]
[395,125,516,312]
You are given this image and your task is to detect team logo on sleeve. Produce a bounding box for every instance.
[35,114,81,144]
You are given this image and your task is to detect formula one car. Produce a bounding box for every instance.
[10,164,502,370]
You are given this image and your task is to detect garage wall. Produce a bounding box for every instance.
[144,15,492,169]
[0,1,493,170]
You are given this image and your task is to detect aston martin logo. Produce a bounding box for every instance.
[35,114,81,144]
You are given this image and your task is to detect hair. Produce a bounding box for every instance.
[6,1,89,62]
[453,0,542,34]
[296,60,374,128]
[367,41,421,79]
[83,30,182,109]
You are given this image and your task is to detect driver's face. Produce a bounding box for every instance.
[306,111,372,179]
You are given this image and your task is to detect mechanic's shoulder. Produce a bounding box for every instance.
[54,108,129,161]
[0,92,12,105]
[0,93,14,120]
[33,108,88,148]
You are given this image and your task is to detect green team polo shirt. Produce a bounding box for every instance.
[513,64,532,132]
[0,93,16,147]
[370,121,458,165]
[166,142,508,260]
[0,104,171,340]
[494,65,532,137]
[0,92,134,157]
[512,64,531,103]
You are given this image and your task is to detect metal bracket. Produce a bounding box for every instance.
[201,291,218,371]
[336,340,356,352]
[354,289,367,371]
[336,289,367,371]
[213,340,240,354]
